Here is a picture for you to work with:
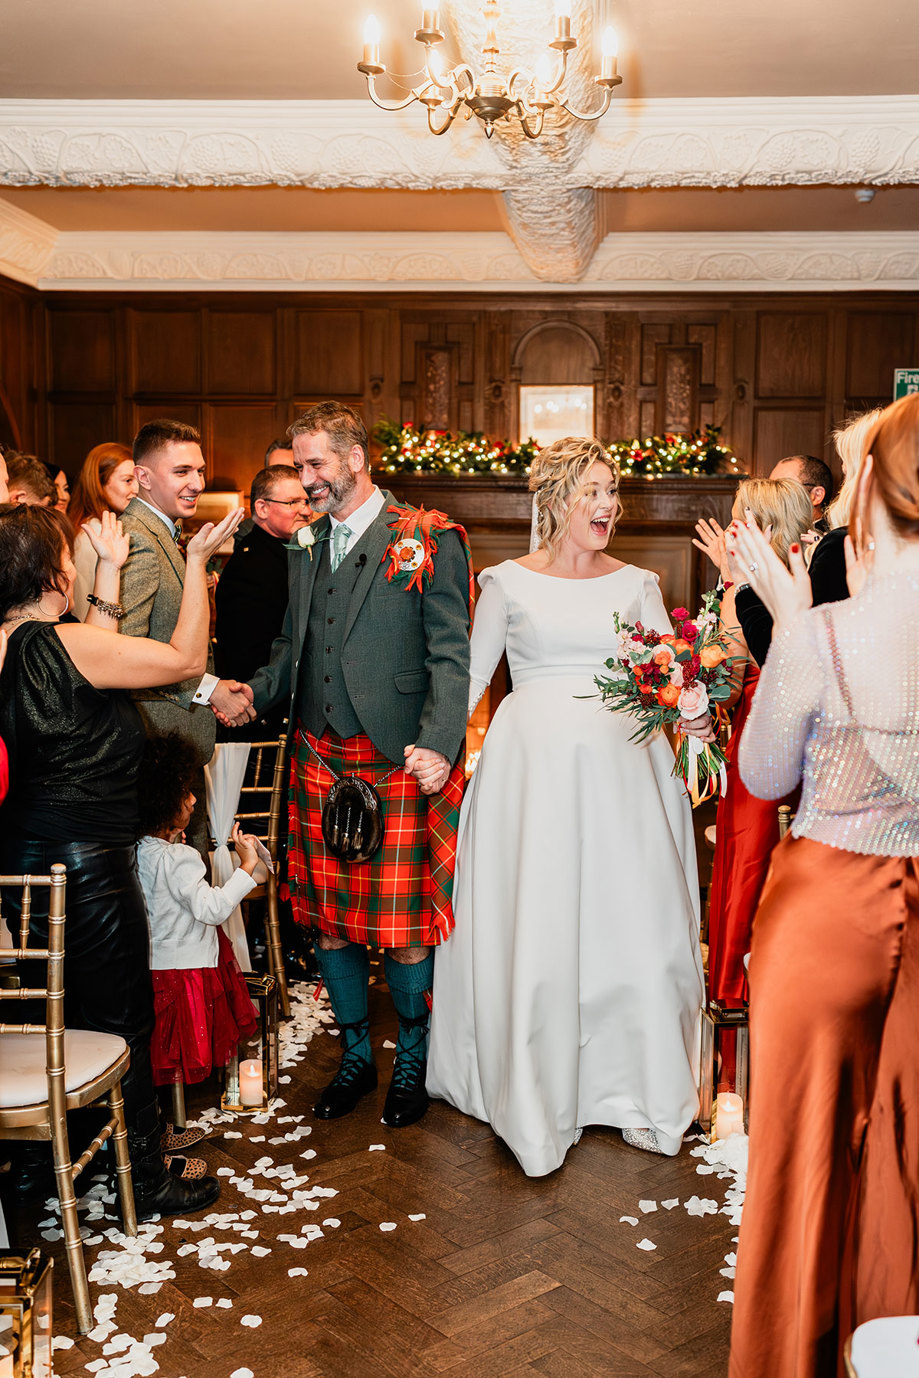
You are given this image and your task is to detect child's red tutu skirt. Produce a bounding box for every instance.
[150,928,258,1086]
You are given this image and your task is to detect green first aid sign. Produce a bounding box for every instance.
[894,368,919,399]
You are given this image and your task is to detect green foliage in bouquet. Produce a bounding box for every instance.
[373,418,538,476]
[610,426,744,478]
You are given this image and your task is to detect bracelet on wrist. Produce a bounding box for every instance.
[734,582,751,595]
[86,593,125,620]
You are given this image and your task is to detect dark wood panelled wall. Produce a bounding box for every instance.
[2,274,917,489]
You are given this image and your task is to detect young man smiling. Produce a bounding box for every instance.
[120,419,252,855]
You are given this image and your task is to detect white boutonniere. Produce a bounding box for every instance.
[285,523,329,558]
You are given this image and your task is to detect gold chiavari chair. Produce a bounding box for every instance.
[234,732,291,1018]
[0,866,136,1332]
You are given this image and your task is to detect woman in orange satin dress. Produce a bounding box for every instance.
[695,478,812,1004]
[727,393,919,1378]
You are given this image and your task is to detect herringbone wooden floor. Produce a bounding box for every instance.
[8,973,734,1378]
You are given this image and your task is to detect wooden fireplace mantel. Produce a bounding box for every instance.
[388,472,743,612]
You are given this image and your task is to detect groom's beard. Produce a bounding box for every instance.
[304,459,357,515]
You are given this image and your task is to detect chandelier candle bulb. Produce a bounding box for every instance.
[534,54,554,94]
[601,26,618,80]
[421,7,440,29]
[554,0,572,40]
[362,14,381,66]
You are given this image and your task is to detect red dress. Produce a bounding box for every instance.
[150,928,258,1086]
[707,667,795,1003]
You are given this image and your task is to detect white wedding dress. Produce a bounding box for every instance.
[427,560,704,1177]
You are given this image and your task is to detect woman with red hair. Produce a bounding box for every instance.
[727,392,919,1378]
[68,442,138,618]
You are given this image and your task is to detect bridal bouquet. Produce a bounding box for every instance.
[594,589,738,805]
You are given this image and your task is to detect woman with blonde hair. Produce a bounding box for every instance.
[68,442,138,618]
[428,437,709,1175]
[727,391,919,1377]
[695,478,812,1008]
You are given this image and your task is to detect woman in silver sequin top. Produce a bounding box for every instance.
[724,393,919,1378]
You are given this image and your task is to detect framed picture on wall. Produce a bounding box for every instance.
[519,385,594,447]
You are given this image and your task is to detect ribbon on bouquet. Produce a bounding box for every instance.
[673,732,729,808]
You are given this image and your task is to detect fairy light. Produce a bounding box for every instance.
[372,420,744,479]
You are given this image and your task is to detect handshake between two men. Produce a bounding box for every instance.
[207,680,452,796]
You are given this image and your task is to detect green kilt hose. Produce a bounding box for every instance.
[288,726,465,948]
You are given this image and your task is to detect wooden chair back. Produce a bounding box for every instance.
[234,732,290,1016]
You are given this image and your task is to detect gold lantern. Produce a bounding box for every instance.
[221,972,279,1114]
[0,1249,53,1378]
[699,997,749,1142]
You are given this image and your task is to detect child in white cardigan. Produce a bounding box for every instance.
[136,734,267,1095]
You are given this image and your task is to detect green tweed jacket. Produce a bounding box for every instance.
[248,493,471,766]
[120,497,217,767]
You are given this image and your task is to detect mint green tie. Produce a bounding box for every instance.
[330,523,352,573]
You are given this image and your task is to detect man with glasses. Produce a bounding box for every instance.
[769,453,835,532]
[214,464,311,724]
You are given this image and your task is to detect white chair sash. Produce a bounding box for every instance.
[205,742,252,972]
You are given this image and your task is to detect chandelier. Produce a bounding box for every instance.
[357,1,621,140]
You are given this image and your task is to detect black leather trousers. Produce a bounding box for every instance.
[0,838,160,1160]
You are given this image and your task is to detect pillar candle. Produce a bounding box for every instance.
[715,1091,744,1138]
[239,1058,264,1107]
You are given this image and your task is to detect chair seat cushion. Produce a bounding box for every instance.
[850,1317,919,1377]
[0,1031,128,1109]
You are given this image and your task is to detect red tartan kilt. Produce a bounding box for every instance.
[287,726,463,949]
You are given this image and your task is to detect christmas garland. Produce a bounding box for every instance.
[610,426,742,478]
[374,419,538,475]
[373,419,744,479]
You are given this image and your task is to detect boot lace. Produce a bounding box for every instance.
[391,1013,429,1091]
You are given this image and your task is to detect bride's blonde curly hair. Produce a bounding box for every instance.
[529,436,620,556]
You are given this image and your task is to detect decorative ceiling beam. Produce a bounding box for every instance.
[15,227,919,292]
[1,97,918,190]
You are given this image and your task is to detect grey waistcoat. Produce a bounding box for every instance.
[299,535,364,741]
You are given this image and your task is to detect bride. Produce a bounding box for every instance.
[427,437,707,1177]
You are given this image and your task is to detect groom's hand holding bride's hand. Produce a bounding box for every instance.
[404,744,451,795]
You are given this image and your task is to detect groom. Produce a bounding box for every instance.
[211,402,471,1127]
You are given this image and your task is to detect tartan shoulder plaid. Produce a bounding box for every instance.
[287,728,464,949]
[382,502,476,616]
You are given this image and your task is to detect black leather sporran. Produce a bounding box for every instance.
[320,774,385,864]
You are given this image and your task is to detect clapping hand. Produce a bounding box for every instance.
[692,518,730,581]
[83,510,130,570]
[210,679,256,727]
[728,510,812,629]
[404,743,451,796]
[844,532,874,597]
[186,508,244,564]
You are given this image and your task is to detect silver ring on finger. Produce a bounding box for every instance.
[748,561,758,573]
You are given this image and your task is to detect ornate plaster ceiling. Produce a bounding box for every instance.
[0,0,917,287]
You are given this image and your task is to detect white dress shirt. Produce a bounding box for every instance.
[329,486,385,560]
[137,835,257,970]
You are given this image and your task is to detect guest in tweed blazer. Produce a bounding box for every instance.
[120,420,220,855]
